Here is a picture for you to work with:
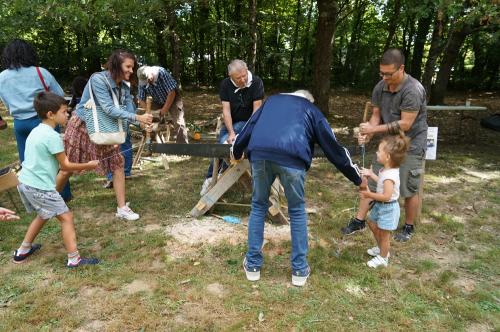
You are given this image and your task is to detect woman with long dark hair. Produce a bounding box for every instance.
[0,39,71,200]
[57,50,152,221]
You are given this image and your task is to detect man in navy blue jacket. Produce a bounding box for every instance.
[232,90,365,286]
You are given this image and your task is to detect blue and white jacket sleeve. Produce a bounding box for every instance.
[314,118,362,186]
[91,75,136,122]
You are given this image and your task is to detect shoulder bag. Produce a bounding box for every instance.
[83,74,126,145]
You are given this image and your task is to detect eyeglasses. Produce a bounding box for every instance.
[379,67,401,78]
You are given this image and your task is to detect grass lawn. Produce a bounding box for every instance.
[0,94,499,331]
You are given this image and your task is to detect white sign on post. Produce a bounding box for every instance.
[426,127,438,160]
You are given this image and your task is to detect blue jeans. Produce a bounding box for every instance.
[246,160,309,275]
[106,132,132,180]
[14,116,72,200]
[206,121,247,178]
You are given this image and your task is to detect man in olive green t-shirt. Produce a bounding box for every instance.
[342,48,428,243]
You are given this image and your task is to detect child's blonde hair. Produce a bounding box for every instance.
[381,131,410,168]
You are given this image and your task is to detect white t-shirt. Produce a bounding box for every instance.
[376,168,400,201]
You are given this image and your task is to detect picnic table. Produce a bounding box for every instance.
[427,101,488,136]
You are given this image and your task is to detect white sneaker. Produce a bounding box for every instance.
[367,247,390,258]
[243,258,260,281]
[200,177,212,196]
[116,205,140,221]
[367,255,388,268]
[291,266,311,287]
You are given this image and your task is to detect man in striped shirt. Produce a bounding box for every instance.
[137,65,188,143]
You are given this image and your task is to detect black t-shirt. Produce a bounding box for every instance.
[219,75,265,122]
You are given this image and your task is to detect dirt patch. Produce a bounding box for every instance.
[79,286,106,298]
[165,216,292,247]
[344,281,367,298]
[466,323,495,332]
[454,278,476,293]
[149,259,166,271]
[123,280,155,294]
[206,283,226,298]
[75,320,107,332]
[144,224,162,233]
[173,302,212,326]
[425,244,464,268]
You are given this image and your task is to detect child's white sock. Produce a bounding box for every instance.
[17,242,32,255]
[67,251,80,266]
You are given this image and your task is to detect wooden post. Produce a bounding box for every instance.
[145,96,152,147]
[191,160,288,224]
[363,101,371,122]
[209,116,224,189]
[191,160,251,217]
[132,96,152,167]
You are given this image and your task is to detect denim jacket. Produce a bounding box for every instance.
[75,71,137,124]
[0,66,65,120]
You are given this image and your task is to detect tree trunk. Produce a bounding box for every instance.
[422,8,446,95]
[271,0,281,85]
[232,0,242,59]
[344,0,366,84]
[288,0,301,82]
[215,0,224,75]
[248,0,257,71]
[167,4,181,82]
[401,18,408,55]
[153,18,168,68]
[484,37,500,89]
[190,4,200,84]
[383,0,401,50]
[76,32,83,73]
[312,0,338,115]
[197,0,209,85]
[256,24,265,75]
[86,31,102,75]
[470,34,486,80]
[301,0,314,83]
[430,22,472,104]
[410,5,434,80]
[403,17,416,68]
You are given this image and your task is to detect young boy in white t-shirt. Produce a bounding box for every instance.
[13,92,99,267]
[360,133,409,268]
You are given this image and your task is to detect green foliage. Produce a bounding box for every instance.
[0,0,497,90]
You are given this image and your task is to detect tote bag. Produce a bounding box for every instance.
[83,74,126,145]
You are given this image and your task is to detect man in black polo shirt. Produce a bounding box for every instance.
[200,59,265,196]
[342,48,428,242]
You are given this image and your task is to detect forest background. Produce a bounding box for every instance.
[0,0,498,115]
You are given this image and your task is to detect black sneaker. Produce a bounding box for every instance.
[394,225,414,242]
[12,244,42,264]
[103,180,113,189]
[67,257,100,268]
[341,218,366,235]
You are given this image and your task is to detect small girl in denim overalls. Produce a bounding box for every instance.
[360,132,409,268]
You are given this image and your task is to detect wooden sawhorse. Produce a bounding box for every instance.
[190,159,288,224]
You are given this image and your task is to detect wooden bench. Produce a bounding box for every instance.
[0,165,20,210]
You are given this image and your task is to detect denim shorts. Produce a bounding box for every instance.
[369,201,400,231]
[18,183,69,220]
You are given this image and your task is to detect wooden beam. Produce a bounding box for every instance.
[191,160,251,217]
